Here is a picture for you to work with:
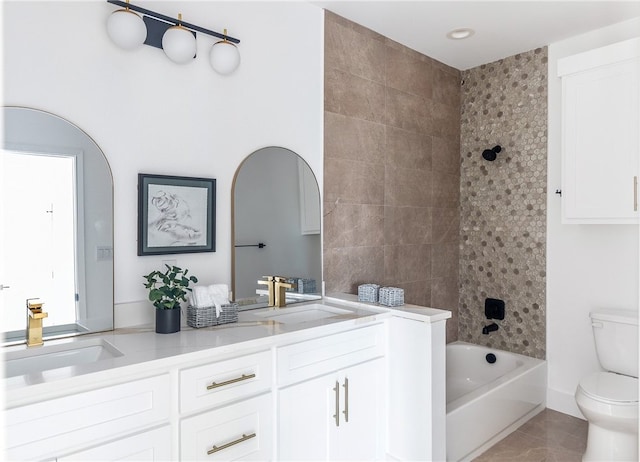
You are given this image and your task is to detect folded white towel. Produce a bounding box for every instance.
[208,284,230,317]
[193,286,213,308]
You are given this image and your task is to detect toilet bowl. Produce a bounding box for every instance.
[575,309,639,462]
[575,371,638,461]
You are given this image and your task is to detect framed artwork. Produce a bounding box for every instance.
[138,173,216,255]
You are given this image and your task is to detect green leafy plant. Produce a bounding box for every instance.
[143,265,198,310]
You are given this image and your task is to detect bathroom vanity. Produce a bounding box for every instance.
[3,296,450,461]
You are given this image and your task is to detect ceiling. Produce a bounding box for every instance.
[312,1,640,70]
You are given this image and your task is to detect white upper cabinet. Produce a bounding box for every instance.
[558,38,640,224]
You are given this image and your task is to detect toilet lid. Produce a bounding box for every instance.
[579,372,638,403]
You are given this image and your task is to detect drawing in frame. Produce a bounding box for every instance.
[138,173,216,255]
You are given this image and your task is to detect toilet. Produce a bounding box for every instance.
[575,308,639,462]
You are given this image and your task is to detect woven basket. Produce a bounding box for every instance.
[187,303,239,328]
[378,287,404,307]
[358,284,380,303]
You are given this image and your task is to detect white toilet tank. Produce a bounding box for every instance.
[590,309,639,378]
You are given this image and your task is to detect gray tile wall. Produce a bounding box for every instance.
[323,12,461,341]
[459,48,548,359]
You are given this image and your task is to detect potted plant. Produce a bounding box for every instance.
[143,265,198,334]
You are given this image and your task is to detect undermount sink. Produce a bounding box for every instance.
[4,337,123,378]
[252,303,352,324]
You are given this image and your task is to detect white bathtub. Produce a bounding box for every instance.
[446,341,547,461]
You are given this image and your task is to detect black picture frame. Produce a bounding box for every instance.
[138,173,216,256]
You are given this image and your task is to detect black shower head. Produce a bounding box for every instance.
[482,145,502,161]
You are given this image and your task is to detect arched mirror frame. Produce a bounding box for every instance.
[2,106,114,344]
[231,146,322,308]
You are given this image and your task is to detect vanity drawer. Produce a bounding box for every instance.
[180,350,272,413]
[5,374,170,461]
[180,392,273,461]
[277,323,385,386]
[58,425,171,461]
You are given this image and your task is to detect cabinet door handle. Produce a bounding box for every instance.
[342,377,349,423]
[207,432,256,455]
[333,380,340,427]
[634,176,638,212]
[206,373,256,390]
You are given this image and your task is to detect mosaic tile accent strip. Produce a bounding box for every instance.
[459,48,548,359]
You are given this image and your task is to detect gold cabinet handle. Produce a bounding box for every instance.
[207,433,256,455]
[634,176,638,212]
[206,373,256,390]
[342,377,349,423]
[333,380,340,427]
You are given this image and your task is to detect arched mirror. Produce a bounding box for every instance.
[1,107,113,344]
[232,147,322,308]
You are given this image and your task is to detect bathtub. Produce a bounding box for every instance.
[446,341,547,461]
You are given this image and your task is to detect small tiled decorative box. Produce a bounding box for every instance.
[358,284,380,303]
[187,303,239,328]
[285,277,317,294]
[378,287,404,307]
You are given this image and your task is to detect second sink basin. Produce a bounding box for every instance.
[252,303,352,324]
[4,337,123,378]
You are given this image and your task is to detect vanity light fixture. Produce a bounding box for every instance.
[209,29,241,75]
[446,28,475,40]
[162,14,197,64]
[106,0,241,73]
[106,0,147,50]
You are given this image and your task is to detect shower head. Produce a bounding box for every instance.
[482,145,502,161]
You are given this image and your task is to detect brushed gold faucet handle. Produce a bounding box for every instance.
[29,310,48,320]
[26,299,48,318]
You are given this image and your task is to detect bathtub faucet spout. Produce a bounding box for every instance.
[482,323,499,335]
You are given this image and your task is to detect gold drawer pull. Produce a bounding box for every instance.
[207,432,256,455]
[206,373,256,390]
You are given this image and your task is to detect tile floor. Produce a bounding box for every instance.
[473,408,588,461]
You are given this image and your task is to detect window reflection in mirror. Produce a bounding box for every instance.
[1,107,114,344]
[232,147,322,309]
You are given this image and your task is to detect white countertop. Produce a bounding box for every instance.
[3,295,451,405]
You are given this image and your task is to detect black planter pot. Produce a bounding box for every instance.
[155,308,180,334]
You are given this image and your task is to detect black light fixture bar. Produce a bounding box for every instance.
[107,0,241,44]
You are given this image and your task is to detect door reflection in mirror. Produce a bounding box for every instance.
[232,147,322,307]
[1,151,78,332]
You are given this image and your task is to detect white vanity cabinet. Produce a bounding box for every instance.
[558,38,640,224]
[276,324,386,460]
[5,374,171,461]
[279,358,383,461]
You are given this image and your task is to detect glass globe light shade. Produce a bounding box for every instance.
[106,9,147,50]
[162,26,197,64]
[209,41,241,75]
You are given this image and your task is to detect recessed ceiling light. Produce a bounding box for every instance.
[447,28,475,40]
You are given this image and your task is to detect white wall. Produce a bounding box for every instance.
[3,1,324,326]
[547,17,640,418]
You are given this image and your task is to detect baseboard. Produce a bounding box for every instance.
[547,387,586,420]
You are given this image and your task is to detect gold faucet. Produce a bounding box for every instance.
[274,276,295,308]
[26,298,48,347]
[258,276,297,308]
